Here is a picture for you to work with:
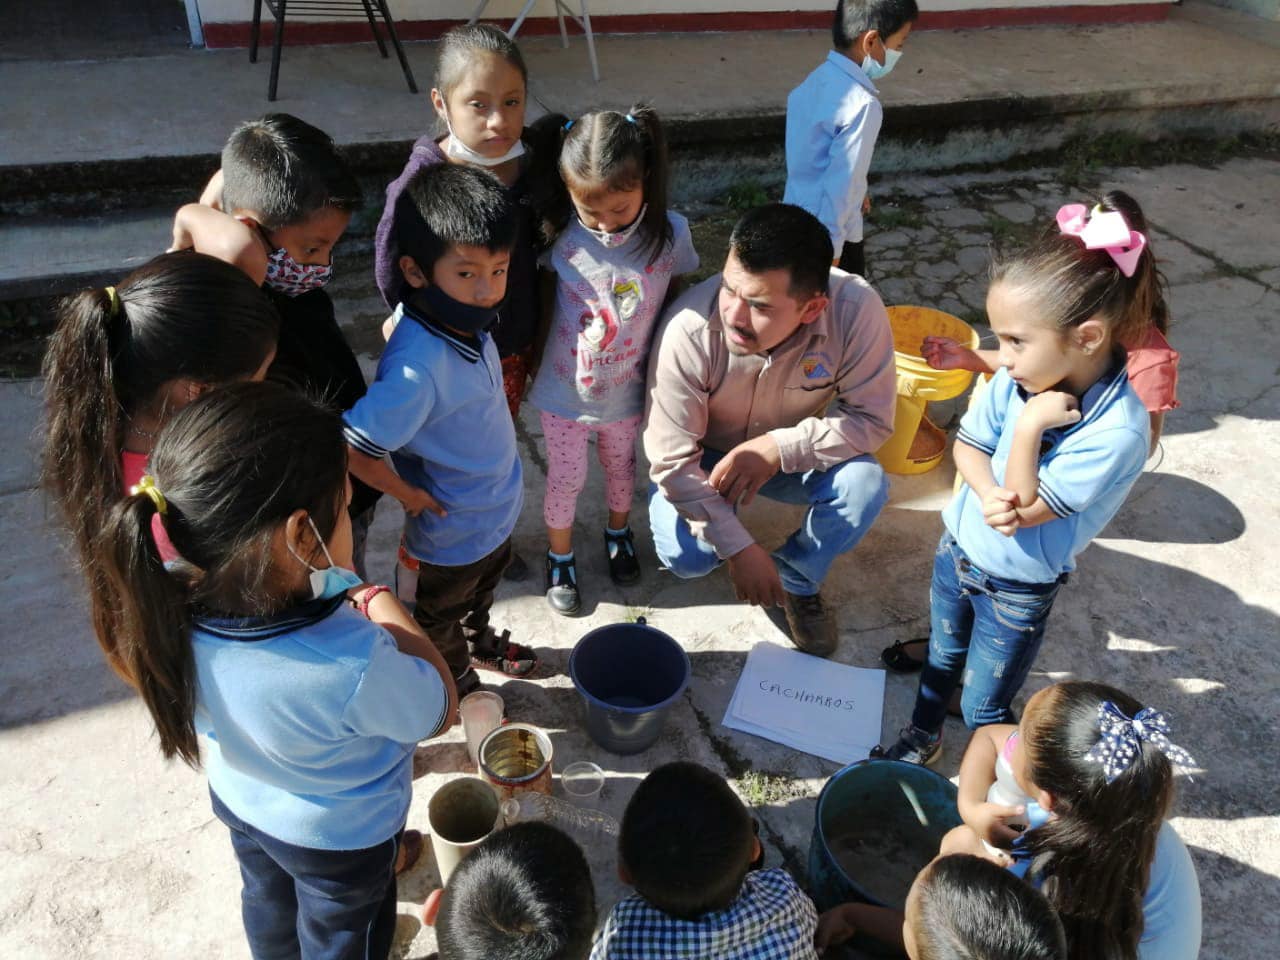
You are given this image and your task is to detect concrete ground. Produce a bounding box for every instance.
[1,148,1276,957]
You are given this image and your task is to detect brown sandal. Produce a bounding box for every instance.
[395,829,424,876]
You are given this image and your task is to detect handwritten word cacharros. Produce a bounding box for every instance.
[758,681,856,711]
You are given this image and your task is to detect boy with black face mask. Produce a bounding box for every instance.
[344,164,539,695]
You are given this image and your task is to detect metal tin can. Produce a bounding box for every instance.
[478,723,554,800]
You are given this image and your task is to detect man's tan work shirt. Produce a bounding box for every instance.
[644,270,897,560]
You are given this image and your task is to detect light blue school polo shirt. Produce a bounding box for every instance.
[944,363,1149,584]
[193,596,450,851]
[783,50,883,249]
[343,304,523,566]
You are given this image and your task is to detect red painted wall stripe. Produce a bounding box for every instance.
[203,4,1169,48]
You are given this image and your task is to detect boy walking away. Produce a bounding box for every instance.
[169,114,381,576]
[591,762,819,959]
[784,0,918,279]
[343,164,539,697]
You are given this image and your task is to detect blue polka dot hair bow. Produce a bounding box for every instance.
[1084,700,1197,784]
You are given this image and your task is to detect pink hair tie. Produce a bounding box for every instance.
[1056,203,1147,278]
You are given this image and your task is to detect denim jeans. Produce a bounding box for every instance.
[911,532,1065,734]
[211,791,402,960]
[648,449,888,596]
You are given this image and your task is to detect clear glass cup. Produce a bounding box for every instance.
[459,691,504,768]
[560,761,605,808]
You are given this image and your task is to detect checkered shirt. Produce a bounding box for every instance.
[589,868,819,960]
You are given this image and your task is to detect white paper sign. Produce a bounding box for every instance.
[722,642,885,764]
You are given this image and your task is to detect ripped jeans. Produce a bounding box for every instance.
[911,532,1065,734]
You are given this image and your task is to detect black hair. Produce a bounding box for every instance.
[434,22,528,106]
[220,113,362,229]
[436,822,596,960]
[910,855,1067,960]
[41,252,280,683]
[525,105,672,265]
[1021,682,1177,960]
[728,203,834,299]
[96,382,349,765]
[619,762,755,920]
[991,190,1164,349]
[833,0,919,50]
[1098,190,1170,337]
[397,163,518,278]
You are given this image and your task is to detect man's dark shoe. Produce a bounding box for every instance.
[782,589,838,657]
[545,553,582,616]
[604,527,641,585]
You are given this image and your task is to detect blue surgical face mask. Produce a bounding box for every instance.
[288,516,362,601]
[860,45,901,80]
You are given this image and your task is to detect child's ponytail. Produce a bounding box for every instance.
[1098,190,1170,341]
[524,111,574,247]
[1021,681,1179,960]
[103,485,197,763]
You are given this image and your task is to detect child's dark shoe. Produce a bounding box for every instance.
[871,725,942,766]
[604,527,641,586]
[502,550,531,582]
[545,553,582,616]
[470,628,539,678]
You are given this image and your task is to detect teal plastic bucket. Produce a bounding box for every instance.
[808,759,962,913]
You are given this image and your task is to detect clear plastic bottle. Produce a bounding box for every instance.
[500,792,620,841]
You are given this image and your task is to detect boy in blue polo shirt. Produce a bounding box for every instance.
[343,165,538,695]
[784,0,918,278]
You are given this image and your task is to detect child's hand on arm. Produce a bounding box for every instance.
[815,904,859,952]
[982,486,1021,536]
[1001,391,1081,531]
[815,902,906,954]
[346,447,447,518]
[198,168,225,209]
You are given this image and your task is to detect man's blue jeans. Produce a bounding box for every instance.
[648,450,889,596]
[912,532,1065,734]
[211,790,402,960]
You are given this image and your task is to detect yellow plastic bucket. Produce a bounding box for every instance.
[876,306,980,475]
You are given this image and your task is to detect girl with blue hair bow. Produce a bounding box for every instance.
[943,680,1201,960]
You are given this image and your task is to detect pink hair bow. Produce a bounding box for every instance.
[1056,204,1147,278]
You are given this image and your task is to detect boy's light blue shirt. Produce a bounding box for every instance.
[194,597,450,851]
[343,305,523,566]
[783,50,883,249]
[944,364,1149,584]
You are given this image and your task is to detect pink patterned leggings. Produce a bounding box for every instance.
[541,410,642,529]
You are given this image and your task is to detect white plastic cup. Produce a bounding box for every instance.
[560,761,605,808]
[427,776,501,885]
[460,691,505,767]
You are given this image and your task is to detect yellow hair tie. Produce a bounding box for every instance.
[130,475,168,515]
[105,285,121,318]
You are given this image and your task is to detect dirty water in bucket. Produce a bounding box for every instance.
[826,807,943,909]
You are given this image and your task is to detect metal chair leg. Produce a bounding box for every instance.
[375,0,418,93]
[361,0,389,57]
[468,0,489,25]
[556,0,569,48]
[268,0,286,100]
[250,0,263,62]
[579,0,599,82]
[507,0,538,37]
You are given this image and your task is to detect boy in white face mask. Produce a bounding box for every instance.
[783,0,918,280]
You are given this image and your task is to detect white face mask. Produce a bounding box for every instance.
[580,204,648,249]
[442,110,525,168]
[286,516,362,601]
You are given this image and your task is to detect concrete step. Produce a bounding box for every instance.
[2,1,1279,217]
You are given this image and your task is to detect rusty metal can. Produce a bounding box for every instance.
[478,723,554,801]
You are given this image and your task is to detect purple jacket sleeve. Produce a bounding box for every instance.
[374,137,445,309]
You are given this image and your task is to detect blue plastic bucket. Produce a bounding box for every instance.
[808,759,962,914]
[568,618,691,755]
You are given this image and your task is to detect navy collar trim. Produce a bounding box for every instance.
[402,301,483,363]
[196,594,346,641]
